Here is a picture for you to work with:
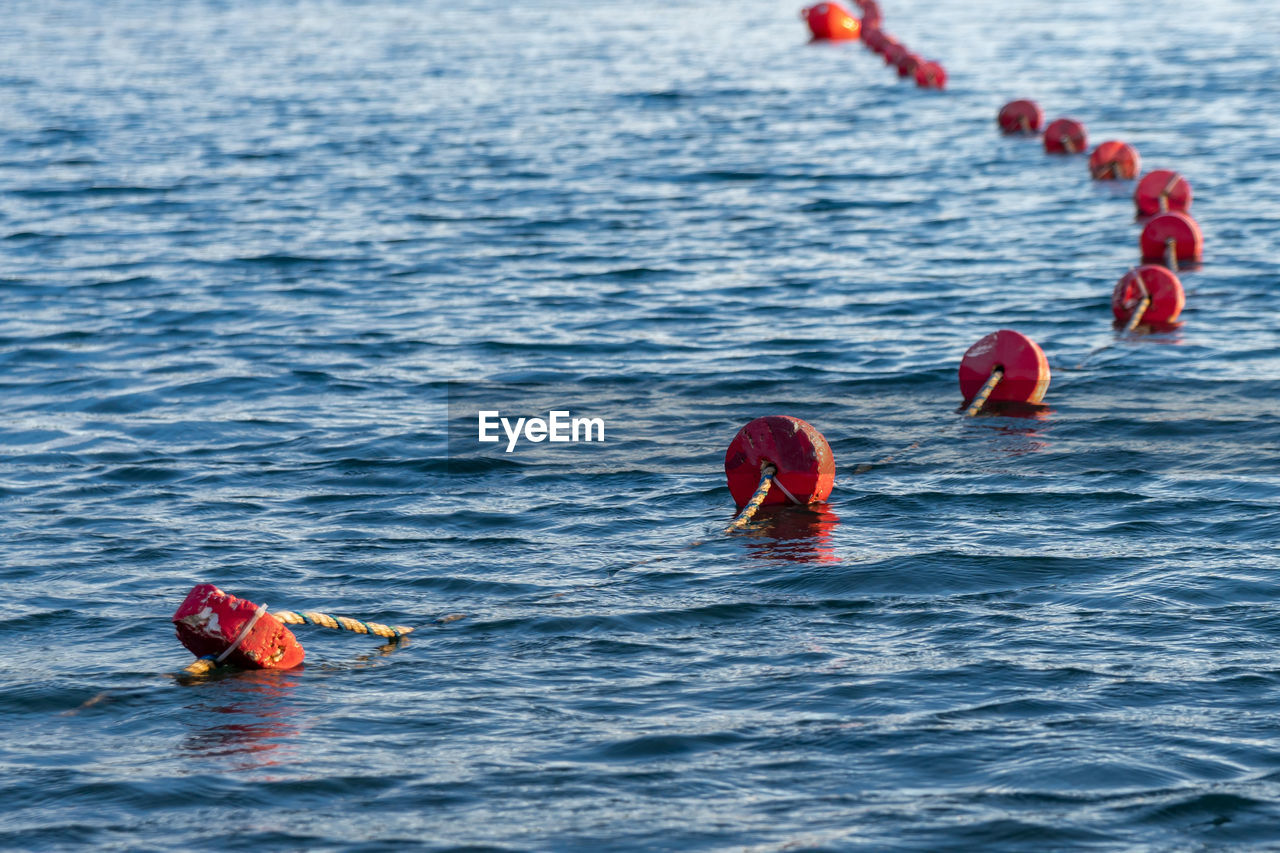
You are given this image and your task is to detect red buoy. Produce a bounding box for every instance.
[862,27,883,51]
[1043,118,1086,154]
[958,330,1051,405]
[1134,169,1192,216]
[1140,211,1203,267]
[173,583,305,670]
[896,52,921,79]
[884,41,906,66]
[1112,265,1185,327]
[724,416,835,508]
[1089,140,1141,180]
[915,60,946,89]
[997,99,1043,135]
[802,3,862,40]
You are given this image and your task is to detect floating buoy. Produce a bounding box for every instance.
[884,40,906,66]
[997,99,1043,135]
[173,583,305,670]
[1043,118,1087,154]
[1112,265,1185,328]
[1089,140,1141,180]
[802,3,862,40]
[915,60,946,89]
[724,416,835,508]
[1140,211,1203,268]
[1134,169,1192,216]
[958,330,1051,413]
[896,52,921,79]
[863,27,883,51]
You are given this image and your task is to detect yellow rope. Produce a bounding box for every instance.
[182,608,413,675]
[725,464,777,532]
[1124,294,1151,333]
[273,610,413,639]
[963,367,1004,417]
[1164,237,1178,271]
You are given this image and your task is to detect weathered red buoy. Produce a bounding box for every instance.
[958,330,1051,405]
[1043,118,1087,154]
[173,583,305,670]
[1089,140,1141,180]
[1140,211,1203,267]
[896,52,921,78]
[1134,169,1192,216]
[802,3,862,40]
[1111,265,1185,327]
[915,60,946,89]
[997,99,1043,135]
[724,416,835,508]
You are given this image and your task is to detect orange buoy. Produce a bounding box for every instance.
[959,330,1051,406]
[1089,140,1141,180]
[1043,118,1087,154]
[1140,211,1203,267]
[1134,169,1192,216]
[997,99,1043,135]
[802,3,862,40]
[896,52,921,79]
[724,416,835,508]
[173,583,305,670]
[915,60,946,89]
[1112,265,1185,327]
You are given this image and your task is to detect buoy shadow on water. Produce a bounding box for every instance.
[732,503,841,564]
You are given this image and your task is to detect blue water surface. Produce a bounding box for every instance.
[3,0,1280,848]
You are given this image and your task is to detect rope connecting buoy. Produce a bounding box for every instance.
[802,3,862,40]
[174,583,414,674]
[1112,265,1184,330]
[958,330,1050,415]
[997,99,1043,135]
[1089,140,1140,180]
[1140,211,1203,269]
[1043,117,1087,154]
[174,583,305,672]
[915,60,946,89]
[1134,169,1192,216]
[724,416,834,509]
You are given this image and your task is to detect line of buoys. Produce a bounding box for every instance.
[804,1,947,90]
[999,95,1205,323]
